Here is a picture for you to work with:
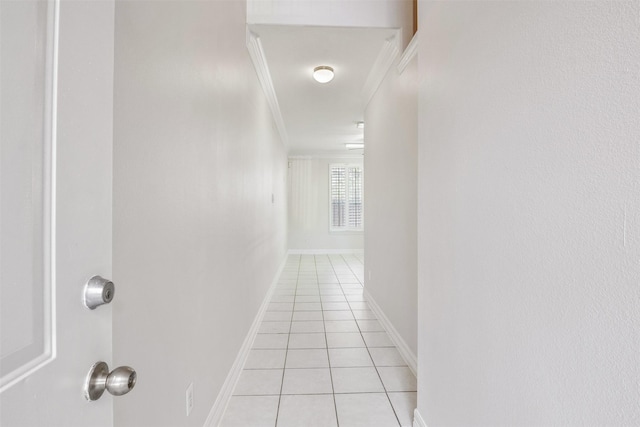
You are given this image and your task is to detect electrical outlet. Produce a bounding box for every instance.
[186,382,194,416]
[368,270,371,281]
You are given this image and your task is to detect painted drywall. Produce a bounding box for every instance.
[417,1,640,425]
[112,1,287,426]
[364,52,418,358]
[248,0,414,50]
[288,156,364,251]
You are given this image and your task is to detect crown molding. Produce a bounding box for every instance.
[246,27,289,147]
[397,31,418,74]
[361,29,402,108]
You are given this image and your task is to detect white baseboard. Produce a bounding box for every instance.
[203,255,288,427]
[363,289,417,376]
[413,408,427,427]
[288,249,363,255]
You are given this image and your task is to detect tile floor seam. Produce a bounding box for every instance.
[349,253,404,426]
[274,256,300,427]
[221,253,413,427]
[338,254,402,427]
[318,255,340,427]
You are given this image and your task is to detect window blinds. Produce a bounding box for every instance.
[330,165,363,230]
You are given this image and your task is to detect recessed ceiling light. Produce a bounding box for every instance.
[356,121,365,129]
[345,143,365,150]
[313,66,334,83]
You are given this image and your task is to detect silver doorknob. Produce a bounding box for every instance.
[84,361,137,401]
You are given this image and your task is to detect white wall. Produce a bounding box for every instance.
[417,1,640,425]
[112,1,287,426]
[364,52,418,357]
[288,156,364,251]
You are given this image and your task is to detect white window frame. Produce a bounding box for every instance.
[328,163,364,232]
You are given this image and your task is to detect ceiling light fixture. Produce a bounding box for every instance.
[356,121,365,129]
[345,143,365,150]
[313,66,334,83]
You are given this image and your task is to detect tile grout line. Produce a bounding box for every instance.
[224,253,411,426]
[340,254,403,427]
[318,254,340,427]
[273,256,300,427]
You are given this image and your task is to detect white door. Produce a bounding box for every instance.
[1,0,116,425]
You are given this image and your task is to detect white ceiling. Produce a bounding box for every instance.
[249,24,398,155]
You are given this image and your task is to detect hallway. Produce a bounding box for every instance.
[219,254,416,427]
[2,0,638,425]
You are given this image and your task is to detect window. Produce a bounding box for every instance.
[329,164,363,231]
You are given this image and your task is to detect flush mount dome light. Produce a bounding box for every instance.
[313,66,334,83]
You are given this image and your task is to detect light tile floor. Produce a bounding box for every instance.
[220,254,416,427]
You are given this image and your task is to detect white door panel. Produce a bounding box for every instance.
[1,0,114,425]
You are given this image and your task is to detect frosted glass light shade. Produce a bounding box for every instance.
[313,66,334,83]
